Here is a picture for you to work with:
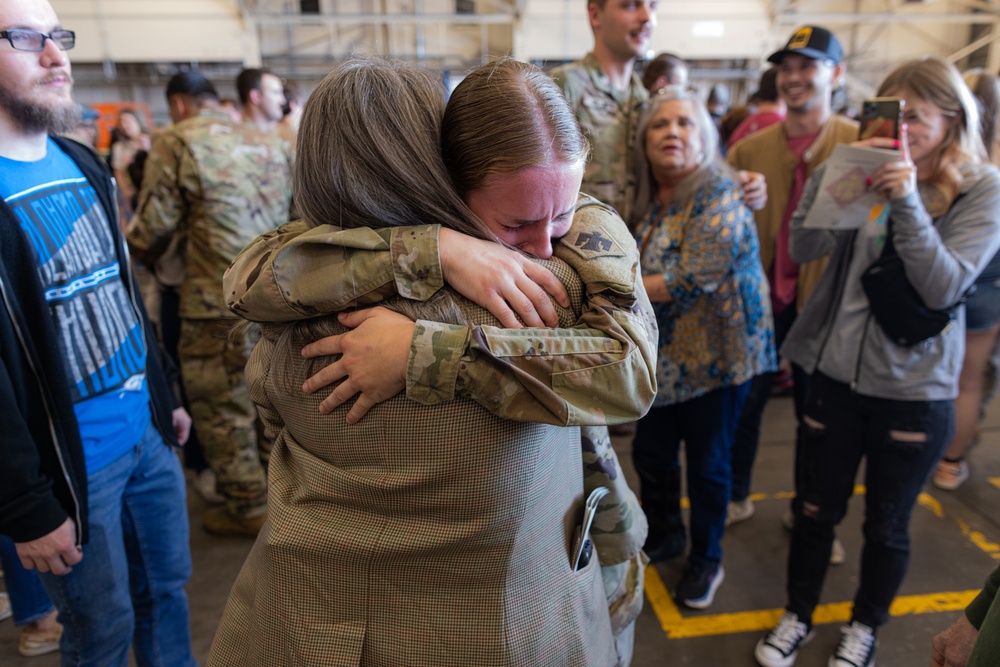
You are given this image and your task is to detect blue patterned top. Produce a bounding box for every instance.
[635,171,776,406]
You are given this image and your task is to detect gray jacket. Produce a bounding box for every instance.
[781,162,1000,401]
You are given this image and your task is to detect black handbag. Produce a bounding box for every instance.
[860,220,960,347]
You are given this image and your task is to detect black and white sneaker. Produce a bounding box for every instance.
[829,621,877,667]
[754,611,814,667]
[676,562,724,609]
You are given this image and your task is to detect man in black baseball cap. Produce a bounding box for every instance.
[727,27,859,666]
[767,25,844,65]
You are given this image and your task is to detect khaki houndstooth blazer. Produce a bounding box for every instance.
[208,268,617,666]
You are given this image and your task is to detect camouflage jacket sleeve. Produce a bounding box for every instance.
[127,130,190,265]
[245,332,284,449]
[407,196,659,426]
[224,222,444,322]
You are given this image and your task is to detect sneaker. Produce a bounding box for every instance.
[932,459,970,491]
[830,537,846,566]
[0,592,11,622]
[828,621,877,667]
[676,563,724,609]
[783,511,846,566]
[644,528,687,563]
[192,468,226,505]
[726,497,755,526]
[19,623,63,657]
[755,611,814,667]
[202,507,267,538]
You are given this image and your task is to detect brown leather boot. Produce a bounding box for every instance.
[202,507,266,538]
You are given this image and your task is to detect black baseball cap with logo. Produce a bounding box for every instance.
[767,26,843,64]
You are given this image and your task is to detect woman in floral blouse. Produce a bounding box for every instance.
[629,85,775,610]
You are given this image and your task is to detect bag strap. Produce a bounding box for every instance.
[875,191,967,262]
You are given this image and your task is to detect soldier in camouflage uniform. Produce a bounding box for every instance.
[127,71,292,537]
[549,0,656,225]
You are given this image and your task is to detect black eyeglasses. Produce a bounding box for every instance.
[0,29,75,52]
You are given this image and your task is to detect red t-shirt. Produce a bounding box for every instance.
[769,131,820,313]
[727,111,785,149]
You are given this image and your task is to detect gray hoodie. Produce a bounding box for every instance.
[781,162,1000,401]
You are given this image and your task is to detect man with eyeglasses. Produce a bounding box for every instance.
[0,1,197,665]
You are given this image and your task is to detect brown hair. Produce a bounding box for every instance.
[641,52,687,93]
[294,58,490,240]
[963,68,1000,162]
[878,57,985,204]
[442,57,589,198]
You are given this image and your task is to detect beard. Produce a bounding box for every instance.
[0,74,81,135]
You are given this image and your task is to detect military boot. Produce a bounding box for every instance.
[202,507,266,538]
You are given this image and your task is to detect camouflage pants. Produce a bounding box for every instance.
[179,318,269,518]
[582,425,649,667]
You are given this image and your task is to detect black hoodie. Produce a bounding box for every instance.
[0,136,180,546]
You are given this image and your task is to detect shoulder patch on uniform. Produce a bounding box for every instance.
[561,228,626,260]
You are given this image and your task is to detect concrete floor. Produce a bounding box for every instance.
[3,393,1000,666]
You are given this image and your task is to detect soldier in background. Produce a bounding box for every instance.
[550,0,656,226]
[127,70,293,537]
[641,52,688,94]
[219,96,242,123]
[236,67,285,133]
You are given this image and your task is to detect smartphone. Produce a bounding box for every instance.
[858,98,904,141]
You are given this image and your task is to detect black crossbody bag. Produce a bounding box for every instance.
[860,216,966,347]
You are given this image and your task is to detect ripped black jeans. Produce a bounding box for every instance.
[786,372,954,629]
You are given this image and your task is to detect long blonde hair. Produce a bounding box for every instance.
[963,68,1000,162]
[878,57,985,205]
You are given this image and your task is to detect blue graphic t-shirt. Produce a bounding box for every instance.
[0,139,150,474]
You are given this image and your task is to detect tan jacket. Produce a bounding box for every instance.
[727,114,859,308]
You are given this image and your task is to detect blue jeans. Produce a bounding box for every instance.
[787,372,954,628]
[731,304,809,501]
[633,382,750,567]
[40,423,196,667]
[0,535,56,626]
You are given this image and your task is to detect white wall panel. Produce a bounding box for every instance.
[52,0,252,62]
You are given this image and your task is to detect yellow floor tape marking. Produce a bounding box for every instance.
[990,477,1000,491]
[648,488,991,638]
[918,492,945,519]
[643,566,684,632]
[645,569,980,640]
[956,518,1000,555]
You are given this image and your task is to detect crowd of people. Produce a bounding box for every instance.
[2,0,1000,666]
